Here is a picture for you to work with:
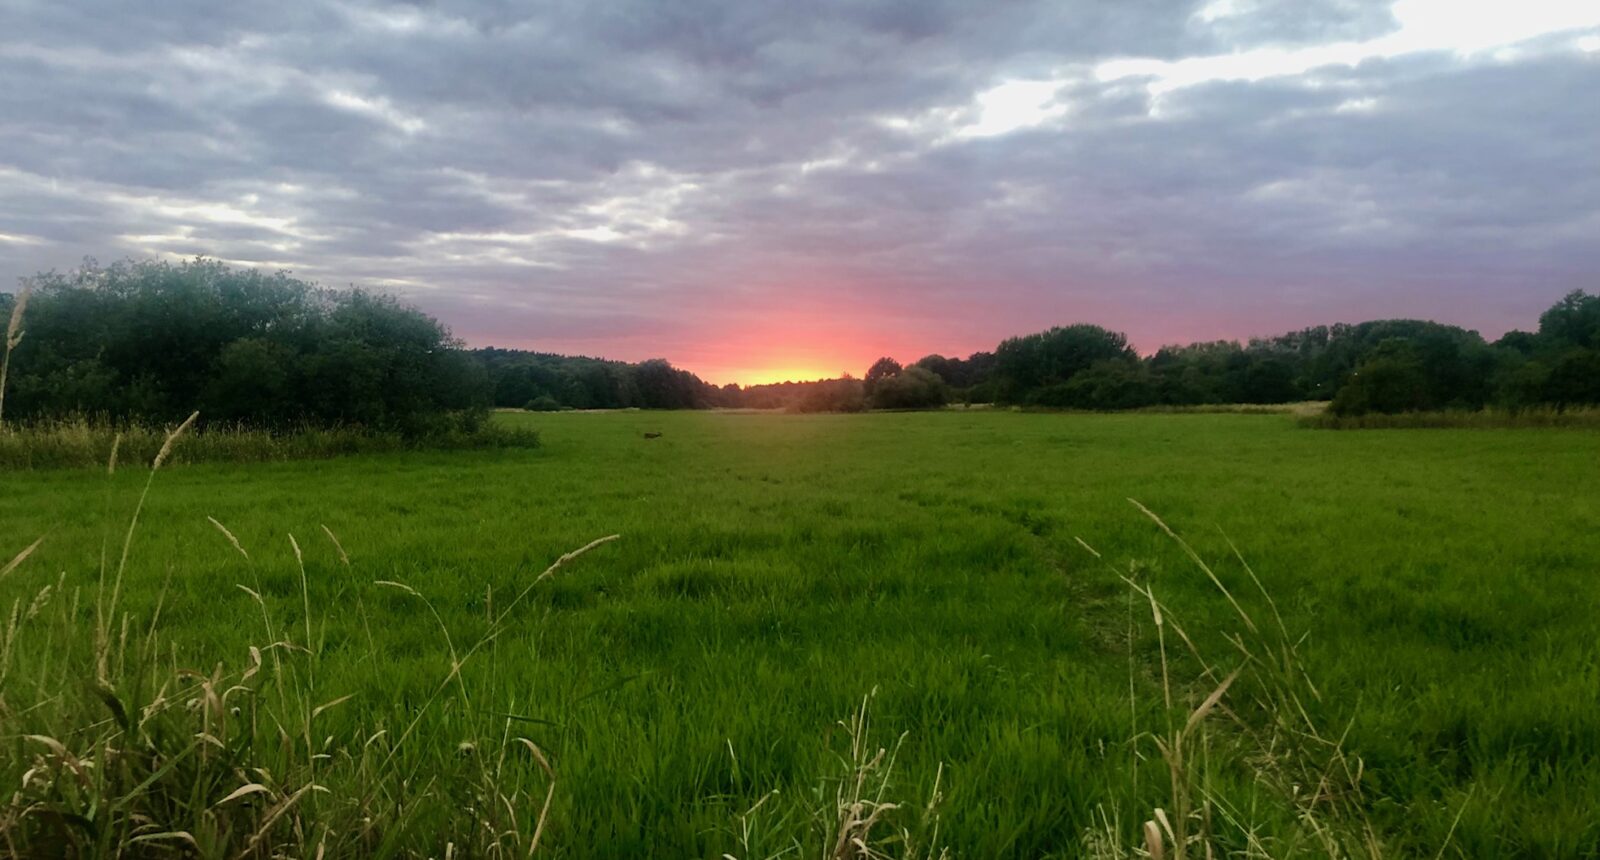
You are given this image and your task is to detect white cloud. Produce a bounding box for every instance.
[1100,0,1600,94]
[874,77,1073,144]
[960,80,1070,138]
[323,89,428,135]
[1387,0,1600,54]
[1192,0,1249,24]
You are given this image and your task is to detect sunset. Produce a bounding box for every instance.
[3,2,1600,857]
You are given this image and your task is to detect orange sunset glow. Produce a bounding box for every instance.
[697,338,870,385]
[702,345,868,387]
[595,310,933,387]
[727,366,847,386]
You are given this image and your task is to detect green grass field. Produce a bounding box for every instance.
[4,411,1599,857]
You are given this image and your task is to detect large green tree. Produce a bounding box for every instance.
[3,258,488,433]
[993,324,1135,403]
[1539,290,1600,350]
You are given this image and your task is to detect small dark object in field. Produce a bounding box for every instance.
[643,431,663,439]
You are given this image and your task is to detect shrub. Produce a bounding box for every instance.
[1329,349,1432,416]
[1030,359,1158,410]
[791,378,866,413]
[1540,348,1600,408]
[869,366,948,410]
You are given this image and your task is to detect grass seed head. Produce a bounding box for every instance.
[152,411,199,470]
[5,286,28,348]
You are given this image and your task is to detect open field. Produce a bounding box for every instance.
[3,411,1599,857]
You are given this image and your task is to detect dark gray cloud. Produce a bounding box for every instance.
[1,0,1596,381]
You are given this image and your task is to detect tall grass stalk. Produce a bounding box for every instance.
[1079,500,1391,859]
[0,416,541,470]
[95,411,195,683]
[722,689,949,860]
[0,285,29,428]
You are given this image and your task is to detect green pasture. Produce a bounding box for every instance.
[2,411,1597,857]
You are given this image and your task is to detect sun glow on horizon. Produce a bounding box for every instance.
[720,366,852,386]
[692,326,876,387]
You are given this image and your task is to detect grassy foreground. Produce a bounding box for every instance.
[2,410,1598,857]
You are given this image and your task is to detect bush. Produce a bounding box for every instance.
[869,366,947,410]
[524,395,564,412]
[791,378,866,413]
[1539,348,1600,408]
[1329,350,1432,416]
[1029,359,1158,410]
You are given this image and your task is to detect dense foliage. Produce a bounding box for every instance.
[474,348,731,411]
[0,259,488,434]
[847,292,1600,415]
[993,324,1137,404]
[2,258,1592,419]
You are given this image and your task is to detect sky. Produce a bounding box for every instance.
[1,1,1597,384]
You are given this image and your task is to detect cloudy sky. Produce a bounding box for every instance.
[1,0,1597,383]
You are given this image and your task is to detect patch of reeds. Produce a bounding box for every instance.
[0,416,541,470]
[723,689,948,860]
[1139,401,1328,417]
[1301,406,1600,430]
[1077,500,1400,859]
[1017,402,1328,417]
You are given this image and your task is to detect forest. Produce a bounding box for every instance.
[460,291,1600,416]
[2,258,1596,427]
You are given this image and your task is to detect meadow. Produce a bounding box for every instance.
[2,410,1598,858]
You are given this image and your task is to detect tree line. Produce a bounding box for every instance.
[755,293,1600,415]
[1,258,1595,428]
[474,349,732,411]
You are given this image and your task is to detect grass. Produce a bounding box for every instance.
[0,285,28,427]
[2,410,1598,856]
[1302,406,1600,430]
[1138,401,1328,416]
[0,417,541,469]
